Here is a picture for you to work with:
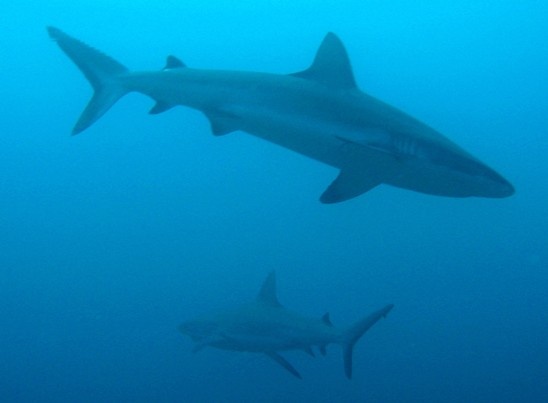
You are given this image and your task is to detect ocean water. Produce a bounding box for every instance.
[1,1,547,402]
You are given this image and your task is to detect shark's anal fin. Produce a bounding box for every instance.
[205,110,241,136]
[265,352,302,379]
[320,169,381,203]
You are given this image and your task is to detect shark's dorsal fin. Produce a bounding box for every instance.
[291,33,356,89]
[322,313,334,327]
[257,271,281,307]
[164,55,186,70]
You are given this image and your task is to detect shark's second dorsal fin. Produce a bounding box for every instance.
[291,33,357,90]
[164,55,186,70]
[257,271,281,307]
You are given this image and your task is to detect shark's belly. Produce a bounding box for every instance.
[226,104,377,170]
[386,158,490,197]
[218,326,333,353]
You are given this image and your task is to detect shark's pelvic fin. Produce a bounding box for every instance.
[256,271,281,307]
[291,32,357,90]
[265,352,302,379]
[205,110,241,136]
[320,169,382,203]
[47,27,130,135]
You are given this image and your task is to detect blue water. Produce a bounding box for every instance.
[1,1,547,402]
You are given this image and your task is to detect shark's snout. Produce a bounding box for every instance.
[491,178,515,198]
[475,165,515,198]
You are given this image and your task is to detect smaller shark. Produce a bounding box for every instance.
[179,272,393,379]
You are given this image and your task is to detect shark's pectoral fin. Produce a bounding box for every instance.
[320,169,382,203]
[265,352,302,379]
[205,110,241,136]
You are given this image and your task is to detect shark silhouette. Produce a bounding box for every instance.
[179,272,393,379]
[48,27,514,202]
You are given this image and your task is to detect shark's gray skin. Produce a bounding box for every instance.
[179,272,393,379]
[48,27,514,203]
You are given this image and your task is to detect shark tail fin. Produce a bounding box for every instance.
[47,27,130,135]
[340,304,393,379]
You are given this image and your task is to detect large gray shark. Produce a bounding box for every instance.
[179,272,393,379]
[48,27,514,203]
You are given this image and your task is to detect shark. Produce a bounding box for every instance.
[178,272,393,379]
[48,27,514,203]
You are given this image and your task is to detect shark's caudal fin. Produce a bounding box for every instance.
[47,27,130,135]
[341,304,394,379]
